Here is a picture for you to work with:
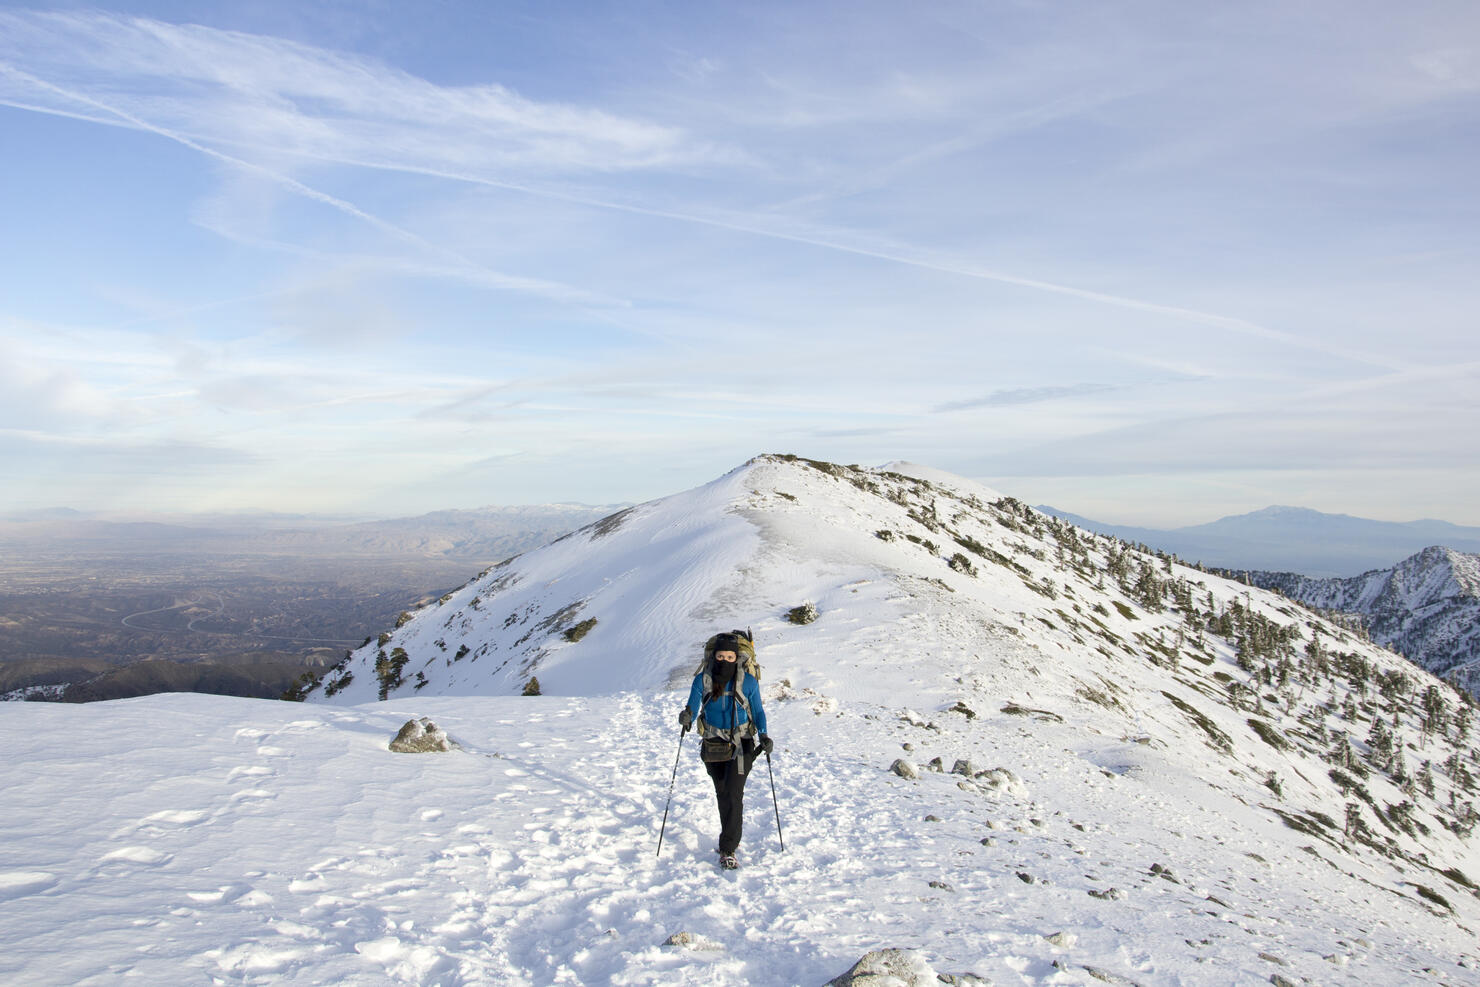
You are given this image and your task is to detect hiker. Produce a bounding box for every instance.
[678,631,773,869]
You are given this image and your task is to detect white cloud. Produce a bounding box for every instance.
[0,10,706,174]
[0,2,1476,522]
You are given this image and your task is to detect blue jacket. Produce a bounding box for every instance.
[687,670,767,736]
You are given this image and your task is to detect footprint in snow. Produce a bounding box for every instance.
[230,789,277,802]
[227,765,273,781]
[142,808,210,827]
[99,846,174,867]
[187,882,253,905]
[0,870,59,900]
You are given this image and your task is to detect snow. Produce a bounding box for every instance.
[3,455,1479,984]
[2,687,1476,985]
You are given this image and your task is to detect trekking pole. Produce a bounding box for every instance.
[765,750,785,852]
[656,723,688,858]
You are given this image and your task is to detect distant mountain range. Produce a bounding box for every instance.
[1037,504,1480,577]
[0,504,625,561]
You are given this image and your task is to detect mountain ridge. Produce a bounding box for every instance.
[306,454,1480,895]
[3,454,1478,983]
[1037,503,1480,577]
[1238,545,1480,697]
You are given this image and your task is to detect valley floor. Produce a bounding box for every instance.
[1,690,1475,985]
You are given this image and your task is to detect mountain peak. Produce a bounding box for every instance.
[287,455,1480,974]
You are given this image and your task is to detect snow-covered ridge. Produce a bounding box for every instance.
[7,455,1477,984]
[1242,546,1480,695]
[307,454,1480,883]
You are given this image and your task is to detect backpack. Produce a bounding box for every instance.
[698,628,760,682]
[694,629,760,746]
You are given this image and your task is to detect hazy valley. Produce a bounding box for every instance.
[0,505,619,702]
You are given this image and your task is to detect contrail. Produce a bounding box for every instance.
[0,60,1417,373]
[286,153,1411,374]
[0,62,619,308]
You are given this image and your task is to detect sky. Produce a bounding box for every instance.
[1,0,1477,526]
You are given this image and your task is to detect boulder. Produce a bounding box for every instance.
[388,717,459,754]
[827,948,939,986]
[889,759,919,780]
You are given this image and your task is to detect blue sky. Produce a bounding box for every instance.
[1,1,1477,525]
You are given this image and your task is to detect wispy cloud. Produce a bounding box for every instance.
[0,10,709,174]
[1,3,1476,520]
[0,6,1410,368]
[0,58,615,308]
[934,383,1121,413]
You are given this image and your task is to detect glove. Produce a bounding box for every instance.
[679,707,693,731]
[759,734,774,756]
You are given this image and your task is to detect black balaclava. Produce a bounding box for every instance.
[713,658,737,688]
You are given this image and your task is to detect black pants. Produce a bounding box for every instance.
[704,738,756,855]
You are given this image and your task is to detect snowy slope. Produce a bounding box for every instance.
[4,455,1480,985]
[1244,546,1480,696]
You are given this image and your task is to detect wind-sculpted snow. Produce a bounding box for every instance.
[5,455,1479,983]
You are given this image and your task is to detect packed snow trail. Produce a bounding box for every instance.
[3,689,1475,985]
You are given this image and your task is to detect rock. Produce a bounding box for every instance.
[948,701,978,719]
[1088,887,1125,900]
[928,880,953,892]
[900,708,928,727]
[663,930,723,951]
[1149,863,1180,884]
[388,717,459,753]
[980,837,996,847]
[890,759,920,780]
[1016,872,1037,884]
[937,975,991,986]
[1269,975,1298,987]
[926,756,945,772]
[826,948,939,986]
[924,814,942,822]
[1082,965,1142,985]
[1044,931,1077,948]
[951,758,977,777]
[974,767,1028,797]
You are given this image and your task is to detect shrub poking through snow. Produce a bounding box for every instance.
[563,618,597,642]
[786,602,819,625]
[948,553,978,577]
[522,676,541,696]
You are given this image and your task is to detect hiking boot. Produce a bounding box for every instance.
[720,852,738,870]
